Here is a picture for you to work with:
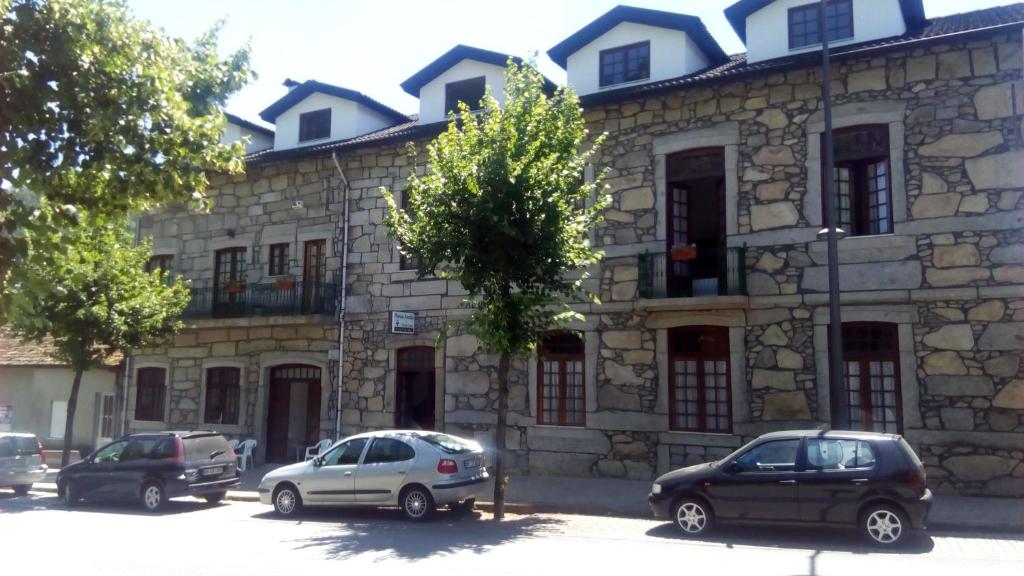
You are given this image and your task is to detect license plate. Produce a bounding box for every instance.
[202,467,223,476]
[463,457,482,469]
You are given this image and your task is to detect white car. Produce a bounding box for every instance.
[0,433,48,495]
[258,430,489,520]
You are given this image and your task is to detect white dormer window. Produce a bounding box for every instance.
[444,76,486,114]
[788,0,854,49]
[599,41,650,87]
[298,108,331,142]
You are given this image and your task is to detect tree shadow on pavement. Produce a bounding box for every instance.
[0,490,227,517]
[645,521,937,555]
[273,507,565,561]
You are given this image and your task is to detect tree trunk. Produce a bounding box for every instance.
[62,369,83,467]
[492,350,510,520]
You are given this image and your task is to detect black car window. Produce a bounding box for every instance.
[0,436,37,457]
[322,438,367,466]
[363,438,415,464]
[93,439,129,463]
[150,438,177,459]
[420,433,476,454]
[184,435,232,461]
[122,437,161,461]
[734,439,801,472]
[805,439,876,470]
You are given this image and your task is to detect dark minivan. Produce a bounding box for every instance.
[57,431,240,511]
[648,430,932,546]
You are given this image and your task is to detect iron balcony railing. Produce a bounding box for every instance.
[182,280,337,319]
[638,245,747,299]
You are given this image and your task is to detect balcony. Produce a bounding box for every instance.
[182,280,337,319]
[638,246,747,300]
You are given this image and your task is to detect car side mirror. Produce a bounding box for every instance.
[312,456,323,467]
[725,462,742,475]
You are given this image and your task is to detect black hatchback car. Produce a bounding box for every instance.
[57,431,240,511]
[649,430,932,546]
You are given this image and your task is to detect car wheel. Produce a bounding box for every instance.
[400,485,435,521]
[449,497,476,515]
[60,480,79,507]
[672,497,712,536]
[273,485,302,517]
[13,484,31,496]
[140,482,166,512]
[204,491,226,504]
[861,503,908,546]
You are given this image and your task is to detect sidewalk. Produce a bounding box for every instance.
[34,468,1022,532]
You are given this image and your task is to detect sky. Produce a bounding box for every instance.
[124,0,1020,125]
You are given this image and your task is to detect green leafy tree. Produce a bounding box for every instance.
[383,62,609,519]
[7,211,190,465]
[0,0,253,309]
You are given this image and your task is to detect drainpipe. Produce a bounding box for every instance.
[331,152,350,440]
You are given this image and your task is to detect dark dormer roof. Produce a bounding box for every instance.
[725,0,928,44]
[546,5,729,69]
[400,44,557,97]
[224,112,274,138]
[258,80,410,124]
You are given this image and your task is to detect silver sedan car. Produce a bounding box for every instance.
[258,430,489,520]
[0,433,48,495]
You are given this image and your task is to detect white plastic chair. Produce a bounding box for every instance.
[228,439,240,451]
[236,439,257,471]
[304,438,333,461]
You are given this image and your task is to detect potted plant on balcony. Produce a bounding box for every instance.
[274,275,296,290]
[670,243,698,261]
[225,280,245,294]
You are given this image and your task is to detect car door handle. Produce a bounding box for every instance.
[343,471,352,476]
[851,478,869,484]
[778,479,797,484]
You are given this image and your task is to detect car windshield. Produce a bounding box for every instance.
[419,433,477,454]
[0,436,38,457]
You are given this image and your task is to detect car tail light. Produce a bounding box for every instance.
[906,466,927,495]
[37,441,47,466]
[169,437,186,465]
[437,459,458,474]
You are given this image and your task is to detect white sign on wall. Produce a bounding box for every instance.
[391,311,416,334]
[0,404,11,432]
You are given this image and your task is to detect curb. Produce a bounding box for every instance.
[26,485,1023,533]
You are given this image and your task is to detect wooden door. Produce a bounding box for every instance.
[302,240,326,314]
[266,380,291,463]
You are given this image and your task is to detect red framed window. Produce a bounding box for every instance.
[268,243,289,276]
[135,367,166,422]
[824,125,892,236]
[842,322,902,433]
[537,333,585,426]
[668,326,731,432]
[204,367,241,425]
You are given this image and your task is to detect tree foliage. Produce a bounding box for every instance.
[0,0,253,306]
[7,210,190,464]
[383,61,609,517]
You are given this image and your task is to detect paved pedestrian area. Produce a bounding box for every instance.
[2,490,1022,575]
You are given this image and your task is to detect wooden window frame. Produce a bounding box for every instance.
[821,125,893,236]
[788,0,854,50]
[204,367,241,425]
[840,322,902,434]
[536,333,586,426]
[135,367,166,422]
[298,108,331,142]
[599,41,650,87]
[268,243,289,276]
[146,255,173,274]
[668,326,732,433]
[444,76,486,115]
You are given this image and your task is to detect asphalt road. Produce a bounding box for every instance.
[2,490,1022,576]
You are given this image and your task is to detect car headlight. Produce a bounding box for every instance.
[651,483,662,495]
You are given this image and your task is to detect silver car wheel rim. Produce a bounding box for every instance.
[676,502,706,534]
[277,490,296,515]
[867,510,902,544]
[405,491,427,518]
[144,486,162,509]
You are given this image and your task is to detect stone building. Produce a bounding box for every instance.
[130,2,1024,496]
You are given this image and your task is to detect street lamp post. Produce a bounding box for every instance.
[818,0,848,429]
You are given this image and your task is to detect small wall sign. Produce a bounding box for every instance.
[391,311,416,334]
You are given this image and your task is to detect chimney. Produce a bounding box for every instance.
[283,78,300,92]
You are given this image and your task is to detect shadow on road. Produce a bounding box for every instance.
[645,521,936,555]
[262,507,565,561]
[0,490,227,517]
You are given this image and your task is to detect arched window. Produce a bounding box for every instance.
[842,322,901,433]
[204,367,241,425]
[135,367,166,422]
[668,326,731,432]
[538,333,585,426]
